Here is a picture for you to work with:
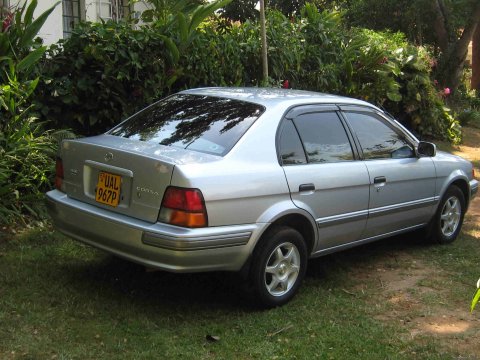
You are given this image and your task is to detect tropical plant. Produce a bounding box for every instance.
[36,2,461,144]
[36,20,174,135]
[36,0,232,135]
[137,0,206,24]
[296,4,345,92]
[471,278,480,312]
[0,0,60,224]
[320,0,480,94]
[0,0,57,70]
[339,28,461,143]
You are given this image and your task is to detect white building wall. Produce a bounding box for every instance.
[6,0,149,45]
[132,1,151,15]
[35,0,63,45]
[7,0,62,45]
[84,0,97,22]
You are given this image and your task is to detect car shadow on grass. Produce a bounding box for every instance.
[60,252,255,312]
[56,231,435,313]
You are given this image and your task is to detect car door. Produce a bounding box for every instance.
[341,108,437,239]
[278,106,370,251]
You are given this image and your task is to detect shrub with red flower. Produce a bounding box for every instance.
[439,87,451,98]
[2,11,13,33]
[378,56,388,65]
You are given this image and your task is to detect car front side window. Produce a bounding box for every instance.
[343,112,414,160]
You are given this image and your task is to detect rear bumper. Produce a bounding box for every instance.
[46,190,266,273]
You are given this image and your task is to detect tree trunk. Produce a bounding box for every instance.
[441,1,480,91]
[472,25,480,91]
[260,0,268,84]
[432,0,450,53]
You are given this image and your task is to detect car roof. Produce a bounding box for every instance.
[180,87,378,110]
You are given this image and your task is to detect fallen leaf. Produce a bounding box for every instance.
[206,335,220,342]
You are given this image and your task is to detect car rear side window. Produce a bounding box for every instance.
[292,112,354,163]
[279,120,307,165]
[108,94,265,156]
[343,112,414,160]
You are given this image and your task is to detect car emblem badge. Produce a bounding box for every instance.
[104,152,114,162]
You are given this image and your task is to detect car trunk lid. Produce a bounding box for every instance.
[59,135,219,223]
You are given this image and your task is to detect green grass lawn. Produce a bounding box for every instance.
[1,127,479,359]
[1,222,479,359]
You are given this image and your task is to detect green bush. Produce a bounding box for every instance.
[449,87,480,128]
[35,21,174,135]
[175,20,246,88]
[458,110,480,127]
[36,0,232,135]
[36,3,461,143]
[338,29,461,143]
[0,1,60,224]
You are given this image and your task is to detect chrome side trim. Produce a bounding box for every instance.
[310,223,426,257]
[368,197,437,218]
[315,198,436,227]
[142,232,251,251]
[316,210,368,228]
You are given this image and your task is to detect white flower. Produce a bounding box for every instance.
[477,278,480,289]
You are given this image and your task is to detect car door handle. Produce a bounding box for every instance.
[374,176,386,184]
[299,183,315,192]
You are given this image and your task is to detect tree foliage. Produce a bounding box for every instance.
[0,1,465,222]
[432,0,480,91]
[36,4,460,143]
[219,0,259,22]
[137,0,206,23]
[322,0,480,92]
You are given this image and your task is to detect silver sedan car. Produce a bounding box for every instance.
[46,87,478,307]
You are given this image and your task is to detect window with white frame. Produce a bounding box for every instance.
[98,0,130,22]
[63,0,82,38]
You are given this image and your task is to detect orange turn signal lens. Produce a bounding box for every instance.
[159,209,207,228]
[158,187,208,228]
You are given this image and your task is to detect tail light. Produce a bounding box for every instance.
[55,157,64,191]
[158,187,208,228]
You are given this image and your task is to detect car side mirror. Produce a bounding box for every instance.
[417,141,436,157]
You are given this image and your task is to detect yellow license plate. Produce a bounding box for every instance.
[95,171,121,207]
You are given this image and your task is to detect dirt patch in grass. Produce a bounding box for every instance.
[451,128,480,174]
[378,254,479,353]
[349,127,480,358]
[350,241,480,357]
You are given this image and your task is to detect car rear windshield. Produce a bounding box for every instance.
[108,94,265,156]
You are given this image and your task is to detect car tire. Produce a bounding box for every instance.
[427,185,466,244]
[248,226,307,308]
